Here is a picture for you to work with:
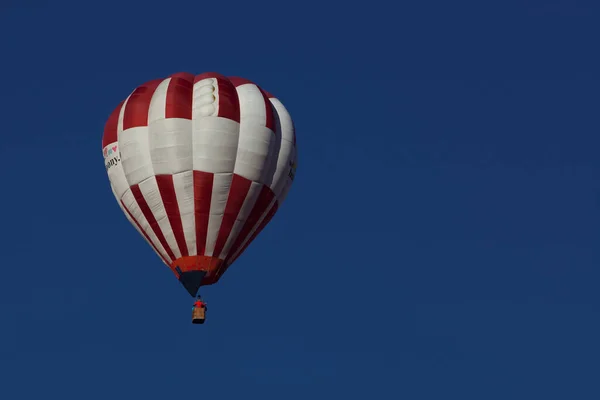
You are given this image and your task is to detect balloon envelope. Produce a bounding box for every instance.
[102,72,297,297]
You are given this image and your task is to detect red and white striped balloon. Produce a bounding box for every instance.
[102,72,297,293]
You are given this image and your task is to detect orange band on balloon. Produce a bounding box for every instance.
[170,256,224,285]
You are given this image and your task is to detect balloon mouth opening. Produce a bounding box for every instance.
[170,255,225,286]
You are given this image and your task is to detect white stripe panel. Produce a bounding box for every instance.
[117,81,184,264]
[226,96,297,263]
[274,140,295,195]
[144,79,194,262]
[235,83,267,126]
[277,143,297,205]
[270,98,295,143]
[105,98,171,266]
[104,140,128,200]
[149,118,193,175]
[192,77,239,173]
[262,105,281,188]
[111,184,167,265]
[229,197,277,262]
[192,78,238,174]
[147,78,170,123]
[212,83,275,261]
[269,98,296,198]
[138,177,181,259]
[233,83,275,183]
[192,78,240,257]
[192,117,240,173]
[149,80,193,177]
[121,188,172,264]
[173,170,195,256]
[228,141,296,263]
[218,181,262,259]
[118,90,155,186]
[278,169,295,204]
[120,126,154,186]
[204,173,232,256]
[149,77,193,176]
[105,96,132,200]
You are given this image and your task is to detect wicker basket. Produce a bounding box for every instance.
[192,306,206,324]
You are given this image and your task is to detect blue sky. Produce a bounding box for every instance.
[0,0,599,398]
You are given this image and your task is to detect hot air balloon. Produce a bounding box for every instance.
[101,72,297,323]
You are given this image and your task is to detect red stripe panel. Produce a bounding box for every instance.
[156,175,188,257]
[166,73,194,120]
[228,201,279,266]
[259,88,275,132]
[193,171,214,256]
[130,184,176,261]
[226,185,275,261]
[215,76,241,122]
[122,79,163,130]
[171,72,195,81]
[228,76,254,87]
[121,200,171,266]
[228,77,274,131]
[194,72,240,123]
[102,100,124,148]
[212,174,252,258]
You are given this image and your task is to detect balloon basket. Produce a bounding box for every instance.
[192,306,206,324]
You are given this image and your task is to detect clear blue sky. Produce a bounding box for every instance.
[1,1,599,398]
